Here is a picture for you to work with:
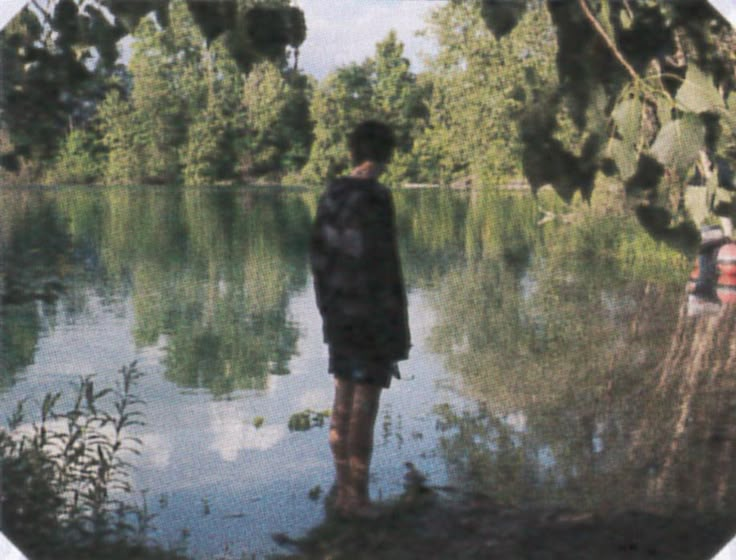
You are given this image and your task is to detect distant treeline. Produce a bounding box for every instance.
[0,1,561,189]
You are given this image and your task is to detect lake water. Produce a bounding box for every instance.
[2,186,736,558]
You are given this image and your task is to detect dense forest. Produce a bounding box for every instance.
[1,0,735,248]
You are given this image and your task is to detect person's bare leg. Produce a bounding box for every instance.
[329,378,354,511]
[346,383,382,513]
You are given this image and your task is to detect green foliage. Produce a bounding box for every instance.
[1,363,156,557]
[183,108,226,186]
[300,62,375,184]
[88,1,312,186]
[288,409,330,432]
[236,62,313,179]
[45,129,106,185]
[412,1,559,187]
[488,0,736,245]
[98,89,147,186]
[0,0,306,173]
[301,31,427,186]
[126,16,188,183]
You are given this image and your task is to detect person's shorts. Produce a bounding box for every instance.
[328,349,400,389]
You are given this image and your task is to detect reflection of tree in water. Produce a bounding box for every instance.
[2,193,71,304]
[128,190,310,396]
[0,192,74,386]
[629,303,736,513]
[2,188,310,396]
[394,190,469,289]
[426,196,732,514]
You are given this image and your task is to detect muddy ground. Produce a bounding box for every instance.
[271,489,735,560]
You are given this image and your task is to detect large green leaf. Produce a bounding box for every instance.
[650,114,706,175]
[684,186,709,226]
[675,64,725,114]
[479,0,527,39]
[607,138,637,180]
[655,93,674,130]
[612,94,642,146]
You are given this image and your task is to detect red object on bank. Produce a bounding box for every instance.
[687,261,699,294]
[717,243,736,304]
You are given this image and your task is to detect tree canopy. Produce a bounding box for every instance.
[478,0,736,248]
[0,0,305,169]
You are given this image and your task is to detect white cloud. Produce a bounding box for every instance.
[0,0,28,31]
[207,401,287,462]
[295,0,445,78]
[138,432,172,469]
[709,0,736,25]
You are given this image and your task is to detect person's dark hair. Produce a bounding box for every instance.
[348,120,396,166]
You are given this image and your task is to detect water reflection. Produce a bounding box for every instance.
[3,186,736,556]
[1,188,311,396]
[429,194,736,528]
[1,192,73,385]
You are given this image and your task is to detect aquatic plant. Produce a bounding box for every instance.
[0,362,181,558]
[287,409,331,432]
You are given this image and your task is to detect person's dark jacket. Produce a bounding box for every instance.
[310,176,410,362]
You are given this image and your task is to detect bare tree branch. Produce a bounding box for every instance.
[578,0,640,82]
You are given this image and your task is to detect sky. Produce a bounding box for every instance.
[711,0,736,26]
[294,0,443,78]
[0,0,443,78]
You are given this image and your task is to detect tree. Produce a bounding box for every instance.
[477,0,736,249]
[411,1,559,186]
[45,128,105,185]
[235,60,312,179]
[183,104,226,186]
[97,88,146,185]
[0,0,306,174]
[371,31,428,184]
[300,31,427,185]
[300,62,375,184]
[126,17,187,183]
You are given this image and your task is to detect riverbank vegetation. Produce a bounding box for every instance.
[0,362,191,559]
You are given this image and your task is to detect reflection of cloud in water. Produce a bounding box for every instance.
[297,388,332,411]
[138,432,172,468]
[207,401,287,461]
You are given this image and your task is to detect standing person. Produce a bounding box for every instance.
[309,120,411,518]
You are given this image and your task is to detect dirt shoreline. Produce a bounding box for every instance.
[271,490,735,560]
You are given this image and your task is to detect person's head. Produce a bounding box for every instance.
[348,120,395,167]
